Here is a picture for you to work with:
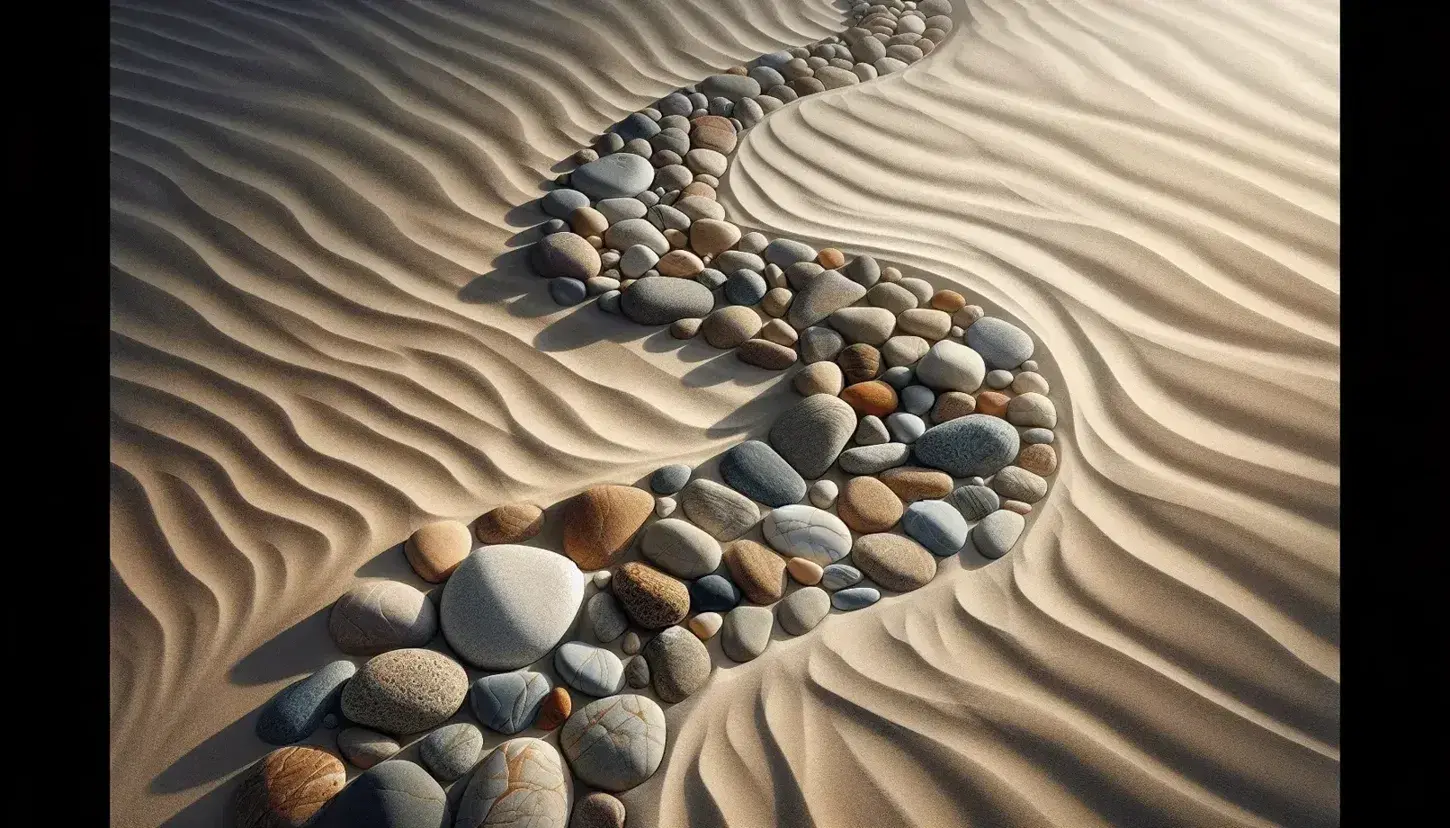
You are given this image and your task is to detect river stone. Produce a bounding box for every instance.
[887,412,926,443]
[622,277,716,325]
[690,574,741,613]
[679,478,761,540]
[624,655,650,689]
[852,534,937,592]
[967,317,1035,369]
[836,476,904,533]
[778,587,831,635]
[762,238,817,268]
[651,464,692,495]
[691,219,741,256]
[788,269,868,329]
[455,738,571,828]
[762,504,852,565]
[256,660,357,746]
[655,495,677,517]
[700,74,761,101]
[341,649,467,736]
[613,562,690,629]
[946,484,1000,521]
[973,510,1025,559]
[723,269,768,306]
[329,579,438,657]
[532,232,602,281]
[470,670,552,735]
[643,626,711,702]
[868,282,920,314]
[418,723,483,783]
[915,340,986,393]
[738,338,798,370]
[882,365,916,389]
[829,306,897,345]
[233,746,345,828]
[688,611,723,640]
[832,587,881,611]
[809,479,839,509]
[537,687,572,731]
[595,197,648,224]
[614,112,660,142]
[855,415,889,446]
[768,394,856,478]
[899,384,936,416]
[838,442,912,474]
[879,467,953,502]
[1007,392,1058,428]
[657,249,704,278]
[555,642,626,697]
[883,335,931,368]
[841,253,880,288]
[715,250,766,273]
[720,440,808,507]
[572,153,655,200]
[991,466,1049,503]
[337,727,400,769]
[572,792,627,828]
[474,502,545,544]
[914,413,1020,477]
[604,218,668,255]
[675,193,728,222]
[441,545,586,670]
[721,606,775,663]
[562,484,655,570]
[588,592,630,642]
[931,390,977,423]
[1017,443,1059,476]
[820,564,864,591]
[1022,427,1055,445]
[900,500,967,557]
[794,360,845,397]
[722,539,788,604]
[314,760,445,828]
[800,325,847,363]
[641,518,723,578]
[560,695,667,792]
[841,380,898,417]
[404,520,473,583]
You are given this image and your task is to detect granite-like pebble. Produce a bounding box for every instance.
[721,539,788,604]
[836,476,904,533]
[419,722,483,783]
[778,586,832,635]
[588,591,630,643]
[768,393,857,478]
[572,152,656,200]
[572,792,628,828]
[641,517,724,578]
[622,276,716,325]
[838,442,912,474]
[612,561,691,629]
[341,649,468,736]
[851,533,937,591]
[679,478,761,540]
[1017,443,1058,476]
[315,759,446,828]
[533,232,602,281]
[915,339,987,393]
[337,727,400,769]
[788,269,868,329]
[913,413,1021,478]
[799,325,847,363]
[829,306,898,345]
[1007,392,1058,428]
[794,360,845,397]
[973,509,1025,559]
[855,414,890,445]
[643,625,711,702]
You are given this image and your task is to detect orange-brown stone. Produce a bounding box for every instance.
[562,484,654,570]
[839,380,899,417]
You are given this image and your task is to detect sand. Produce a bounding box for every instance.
[110,0,1338,826]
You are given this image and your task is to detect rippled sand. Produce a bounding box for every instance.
[110,0,1338,825]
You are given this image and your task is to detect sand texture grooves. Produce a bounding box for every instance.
[110,1,1338,826]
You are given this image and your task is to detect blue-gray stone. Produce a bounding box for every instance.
[315,760,447,828]
[596,197,648,224]
[255,660,356,745]
[700,74,762,102]
[966,317,1035,370]
[724,270,768,306]
[598,290,622,314]
[758,50,794,69]
[550,277,587,306]
[831,587,881,611]
[714,250,766,273]
[881,365,915,389]
[418,722,483,783]
[720,440,807,507]
[554,641,625,697]
[945,484,1000,521]
[973,509,1025,559]
[844,254,881,288]
[820,563,863,591]
[572,153,656,200]
[900,385,935,415]
[691,573,741,613]
[1022,428,1055,445]
[901,500,969,556]
[614,112,661,142]
[762,238,818,268]
[913,414,1020,478]
[697,268,728,290]
[768,394,857,479]
[837,443,912,475]
[748,66,786,89]
[469,670,552,735]
[658,92,693,118]
[541,218,568,235]
[707,96,734,117]
[622,277,716,325]
[886,412,926,444]
[651,463,692,494]
[541,188,590,219]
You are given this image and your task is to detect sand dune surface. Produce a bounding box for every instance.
[110,0,1338,826]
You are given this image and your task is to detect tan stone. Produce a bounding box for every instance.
[953,305,985,327]
[701,305,763,349]
[569,206,609,237]
[787,557,824,585]
[690,219,741,256]
[737,338,798,370]
[878,467,953,502]
[761,287,793,317]
[474,502,544,545]
[722,539,787,604]
[612,561,690,629]
[233,746,345,828]
[817,248,846,269]
[404,520,472,583]
[836,476,904,533]
[976,390,1011,418]
[839,380,898,417]
[562,484,655,570]
[690,115,737,154]
[897,308,952,340]
[664,228,689,250]
[656,249,704,277]
[670,317,702,339]
[930,289,967,312]
[759,318,799,347]
[1017,443,1058,476]
[851,533,936,592]
[682,181,717,200]
[931,391,976,423]
[794,361,844,397]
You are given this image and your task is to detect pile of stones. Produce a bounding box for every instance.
[229,2,1066,827]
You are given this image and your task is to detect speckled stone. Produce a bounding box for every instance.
[679,478,761,541]
[474,502,545,544]
[612,562,691,630]
[403,520,472,583]
[973,510,1026,559]
[901,500,970,557]
[738,338,799,370]
[915,339,987,393]
[820,564,864,591]
[778,586,832,635]
[640,518,723,579]
[588,591,629,643]
[623,655,650,689]
[809,479,839,509]
[560,695,668,792]
[832,586,881,611]
[1007,392,1058,428]
[651,464,692,494]
[768,394,857,479]
[256,660,357,745]
[340,649,468,736]
[930,391,977,423]
[532,232,603,281]
[1012,371,1051,395]
[966,317,1035,370]
[454,738,571,828]
[721,539,788,604]
[851,533,937,592]
[799,326,847,363]
[721,605,775,663]
[829,306,898,346]
[572,152,656,200]
[762,504,853,565]
[913,414,1021,478]
[720,440,808,507]
[417,722,483,783]
[315,760,446,828]
[571,792,628,828]
[1022,427,1055,445]
[794,360,846,397]
[836,476,905,533]
[643,625,711,702]
[687,574,739,614]
[878,467,953,502]
[976,391,1010,418]
[788,268,868,329]
[837,442,913,475]
[622,276,716,325]
[991,466,1049,503]
[1017,443,1059,476]
[233,746,345,828]
[440,545,586,670]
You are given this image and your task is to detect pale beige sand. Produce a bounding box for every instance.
[110,0,1338,826]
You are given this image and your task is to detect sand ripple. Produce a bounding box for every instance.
[110,0,1337,826]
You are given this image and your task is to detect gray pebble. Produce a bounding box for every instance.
[550,277,587,306]
[831,586,881,611]
[945,484,1000,521]
[913,414,1020,477]
[470,670,552,735]
[966,317,1035,370]
[901,500,969,556]
[588,592,630,642]
[622,277,716,325]
[820,564,864,591]
[886,412,926,443]
[837,442,912,475]
[419,722,483,783]
[1021,428,1055,445]
[972,510,1025,559]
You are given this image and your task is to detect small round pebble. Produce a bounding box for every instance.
[690,573,742,613]
[820,563,864,591]
[622,632,642,656]
[831,586,881,611]
[787,557,824,585]
[688,612,723,640]
[337,727,400,770]
[656,496,678,517]
[572,792,628,828]
[536,686,572,731]
[419,722,483,782]
[808,479,839,509]
[651,464,692,494]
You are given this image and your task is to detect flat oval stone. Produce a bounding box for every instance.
[679,478,761,540]
[596,197,648,224]
[832,586,881,611]
[562,484,655,570]
[841,380,898,418]
[768,394,857,479]
[787,557,824,585]
[820,563,864,591]
[794,360,845,397]
[315,760,446,828]
[855,415,889,445]
[762,504,852,565]
[945,484,1000,521]
[651,463,692,494]
[700,74,761,101]
[991,466,1049,503]
[715,250,766,273]
[915,340,987,393]
[899,384,936,415]
[836,476,904,533]
[1022,427,1055,445]
[701,305,761,348]
[572,153,656,200]
[829,306,897,345]
[691,219,741,256]
[419,722,483,783]
[879,467,953,502]
[537,686,572,731]
[788,269,868,329]
[1017,443,1059,476]
[341,649,467,736]
[588,591,629,642]
[914,413,1020,478]
[868,282,919,314]
[441,545,586,670]
[721,605,775,663]
[233,746,345,828]
[738,338,798,370]
[973,509,1026,559]
[931,390,977,422]
[851,533,937,591]
[778,586,831,635]
[612,562,690,629]
[555,642,626,697]
[720,440,808,507]
[898,308,951,340]
[560,695,668,792]
[455,738,571,828]
[762,238,818,268]
[622,277,716,325]
[551,277,587,306]
[256,660,357,745]
[604,218,669,255]
[901,499,970,556]
[838,442,913,475]
[328,580,437,657]
[809,479,839,508]
[475,502,545,544]
[966,317,1035,369]
[1007,392,1058,428]
[722,539,788,604]
[533,232,602,280]
[690,574,741,613]
[641,518,723,579]
[643,625,711,702]
[688,612,723,640]
[403,520,472,583]
[337,727,400,769]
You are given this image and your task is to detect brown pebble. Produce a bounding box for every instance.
[930,391,977,423]
[404,520,472,583]
[976,390,1012,418]
[817,248,846,269]
[664,228,689,250]
[474,502,545,545]
[690,116,738,154]
[787,557,824,585]
[1017,443,1058,476]
[682,181,717,200]
[722,539,787,604]
[930,290,967,312]
[572,792,627,828]
[656,249,703,277]
[612,561,691,629]
[953,305,985,327]
[878,467,953,502]
[562,484,655,570]
[837,476,905,533]
[726,65,748,75]
[761,287,793,317]
[839,380,899,417]
[1003,500,1033,515]
[535,686,572,731]
[837,343,882,384]
[233,746,345,828]
[759,318,799,347]
[671,317,702,339]
[737,338,798,370]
